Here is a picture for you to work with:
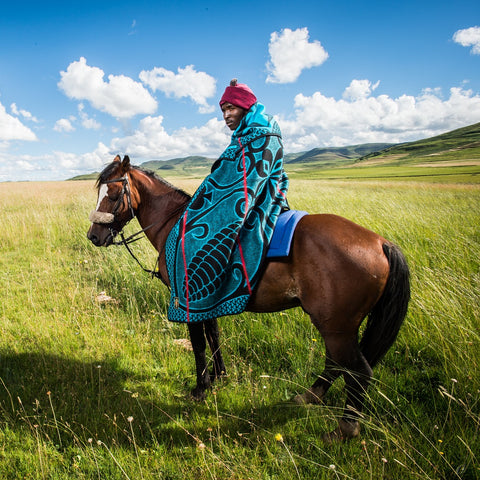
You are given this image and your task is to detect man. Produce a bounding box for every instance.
[166,79,289,322]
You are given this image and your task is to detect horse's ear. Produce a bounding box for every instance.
[122,155,131,169]
[113,155,121,163]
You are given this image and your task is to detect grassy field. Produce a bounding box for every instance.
[0,175,479,479]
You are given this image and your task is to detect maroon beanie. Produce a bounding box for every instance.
[219,79,257,110]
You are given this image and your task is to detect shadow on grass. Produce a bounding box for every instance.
[0,351,192,447]
[0,351,307,450]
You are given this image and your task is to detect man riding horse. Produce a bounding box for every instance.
[87,80,409,441]
[166,79,289,323]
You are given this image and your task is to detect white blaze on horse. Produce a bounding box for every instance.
[87,155,410,441]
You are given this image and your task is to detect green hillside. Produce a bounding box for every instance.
[289,122,480,183]
[357,122,480,165]
[70,122,480,183]
[141,156,216,176]
[288,143,393,166]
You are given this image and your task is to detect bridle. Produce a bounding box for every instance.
[89,173,187,279]
[89,175,135,228]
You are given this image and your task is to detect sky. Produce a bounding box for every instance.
[1,0,479,182]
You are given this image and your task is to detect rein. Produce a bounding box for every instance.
[115,225,163,279]
[115,202,187,279]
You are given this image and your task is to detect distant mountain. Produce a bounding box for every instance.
[356,122,480,165]
[139,144,395,173]
[69,122,480,180]
[287,144,394,166]
[141,156,216,171]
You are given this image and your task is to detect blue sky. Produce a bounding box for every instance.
[1,0,479,181]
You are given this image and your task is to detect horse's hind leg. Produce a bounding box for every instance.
[296,331,372,440]
[204,318,226,380]
[294,347,341,405]
[322,334,373,440]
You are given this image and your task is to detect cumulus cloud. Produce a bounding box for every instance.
[10,103,38,122]
[343,79,380,100]
[453,26,480,54]
[266,27,328,84]
[280,81,480,150]
[54,118,75,132]
[54,106,100,133]
[58,57,157,118]
[139,65,216,113]
[78,103,101,130]
[0,102,37,141]
[0,142,112,182]
[109,115,229,159]
[56,142,111,171]
[0,115,228,181]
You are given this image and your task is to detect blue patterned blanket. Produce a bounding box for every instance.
[165,103,289,323]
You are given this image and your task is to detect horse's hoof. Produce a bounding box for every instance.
[323,419,361,443]
[293,393,308,405]
[293,388,323,405]
[190,387,207,401]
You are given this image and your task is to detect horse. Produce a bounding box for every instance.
[87,155,410,440]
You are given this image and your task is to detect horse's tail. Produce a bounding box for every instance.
[360,242,410,368]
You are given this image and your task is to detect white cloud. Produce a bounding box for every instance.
[109,115,229,159]
[0,102,37,141]
[54,118,75,132]
[54,106,100,133]
[139,65,216,113]
[0,143,111,182]
[280,82,480,150]
[10,103,38,122]
[266,27,328,84]
[78,103,101,130]
[58,57,158,119]
[343,79,380,100]
[453,26,480,54]
[0,114,228,181]
[81,117,101,130]
[56,142,111,171]
[129,19,137,36]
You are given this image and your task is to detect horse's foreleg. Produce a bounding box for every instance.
[204,318,226,380]
[187,322,210,400]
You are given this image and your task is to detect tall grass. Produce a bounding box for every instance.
[0,178,478,479]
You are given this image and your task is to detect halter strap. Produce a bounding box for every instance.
[89,175,135,225]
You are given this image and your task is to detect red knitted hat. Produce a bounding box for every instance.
[219,79,257,110]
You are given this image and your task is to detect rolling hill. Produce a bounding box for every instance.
[356,122,480,166]
[69,122,480,183]
[286,143,394,166]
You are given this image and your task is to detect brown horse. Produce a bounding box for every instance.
[87,155,410,440]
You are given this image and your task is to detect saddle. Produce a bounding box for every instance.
[267,210,308,258]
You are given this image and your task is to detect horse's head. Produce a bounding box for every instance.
[87,155,137,247]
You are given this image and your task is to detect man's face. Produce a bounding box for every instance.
[221,102,246,130]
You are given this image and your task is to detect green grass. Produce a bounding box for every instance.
[285,163,480,183]
[0,178,479,479]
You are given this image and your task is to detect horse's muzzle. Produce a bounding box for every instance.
[87,224,115,247]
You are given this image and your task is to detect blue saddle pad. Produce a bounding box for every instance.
[267,210,308,258]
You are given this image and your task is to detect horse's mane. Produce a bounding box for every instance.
[134,166,192,202]
[96,160,192,202]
